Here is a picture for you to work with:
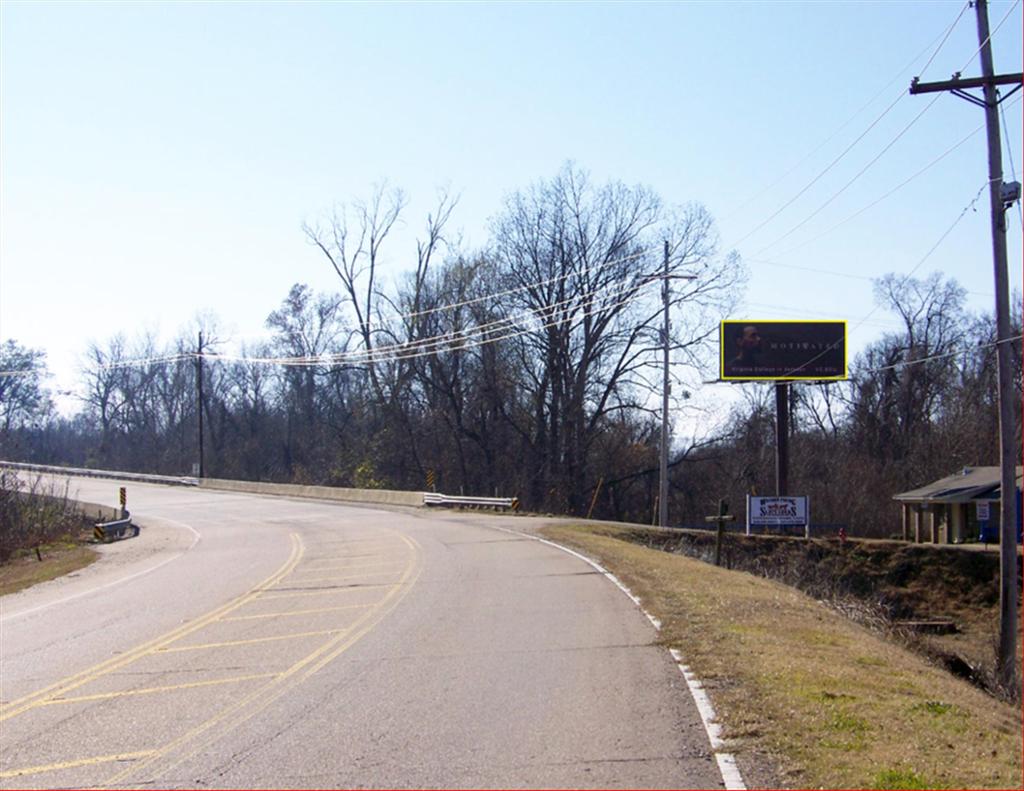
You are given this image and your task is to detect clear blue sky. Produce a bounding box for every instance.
[2,1,1021,413]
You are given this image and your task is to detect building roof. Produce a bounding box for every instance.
[893,466,1024,504]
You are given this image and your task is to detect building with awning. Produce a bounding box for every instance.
[893,466,1023,544]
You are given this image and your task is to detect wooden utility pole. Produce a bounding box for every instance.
[909,0,1022,696]
[659,240,670,528]
[196,331,204,480]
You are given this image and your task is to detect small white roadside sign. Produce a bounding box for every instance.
[746,495,810,537]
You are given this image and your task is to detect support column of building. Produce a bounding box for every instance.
[951,504,965,544]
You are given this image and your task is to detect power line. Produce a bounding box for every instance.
[745,257,994,299]
[205,274,661,368]
[841,179,992,335]
[765,105,1000,259]
[917,1,974,79]
[765,179,994,380]
[859,333,1022,375]
[0,352,194,378]
[0,248,666,378]
[736,301,903,330]
[727,92,917,251]
[259,245,658,348]
[732,1,1019,258]
[956,0,1022,74]
[203,277,663,369]
[998,91,1024,228]
[395,248,655,323]
[750,92,946,257]
[719,2,971,224]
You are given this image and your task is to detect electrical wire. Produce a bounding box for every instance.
[2,241,679,378]
[401,249,653,321]
[203,274,661,368]
[86,353,194,372]
[917,1,973,79]
[745,257,994,299]
[358,247,655,335]
[858,333,1022,375]
[734,1,1018,258]
[0,248,667,379]
[725,4,973,251]
[958,0,1022,75]
[736,301,902,331]
[750,92,947,257]
[0,353,194,379]
[998,91,1024,229]
[204,276,661,368]
[203,277,662,368]
[719,2,971,224]
[765,109,993,259]
[254,245,658,350]
[727,91,918,252]
[761,179,995,380]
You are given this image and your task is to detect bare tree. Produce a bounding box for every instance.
[489,163,743,512]
[0,340,52,437]
[303,184,407,401]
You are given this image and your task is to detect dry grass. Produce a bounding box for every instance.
[0,535,97,596]
[542,522,1023,790]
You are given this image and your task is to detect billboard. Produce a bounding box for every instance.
[720,320,847,381]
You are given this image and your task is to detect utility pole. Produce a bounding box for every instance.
[659,239,670,528]
[196,331,204,480]
[910,0,1022,697]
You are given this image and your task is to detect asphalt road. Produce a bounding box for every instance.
[0,478,726,789]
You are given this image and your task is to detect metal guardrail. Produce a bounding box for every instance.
[0,461,198,487]
[423,492,520,510]
[2,461,520,512]
[94,511,138,543]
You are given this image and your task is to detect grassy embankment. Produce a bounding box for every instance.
[0,471,98,596]
[541,522,1023,790]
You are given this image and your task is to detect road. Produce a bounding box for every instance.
[0,478,726,789]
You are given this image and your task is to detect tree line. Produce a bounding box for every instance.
[2,165,1019,536]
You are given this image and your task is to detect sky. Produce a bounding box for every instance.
[1,0,1022,422]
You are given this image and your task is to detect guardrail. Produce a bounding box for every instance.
[423,492,520,511]
[201,478,424,508]
[0,461,198,487]
[94,511,138,543]
[1,461,521,512]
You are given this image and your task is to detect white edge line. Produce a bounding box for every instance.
[489,525,746,791]
[0,518,202,622]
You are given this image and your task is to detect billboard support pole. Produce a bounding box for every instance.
[775,382,789,497]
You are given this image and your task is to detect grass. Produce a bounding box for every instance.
[0,470,101,596]
[872,768,930,790]
[541,522,1023,790]
[0,533,98,596]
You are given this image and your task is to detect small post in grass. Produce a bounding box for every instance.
[705,499,736,567]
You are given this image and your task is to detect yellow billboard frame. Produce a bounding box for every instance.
[719,319,848,382]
